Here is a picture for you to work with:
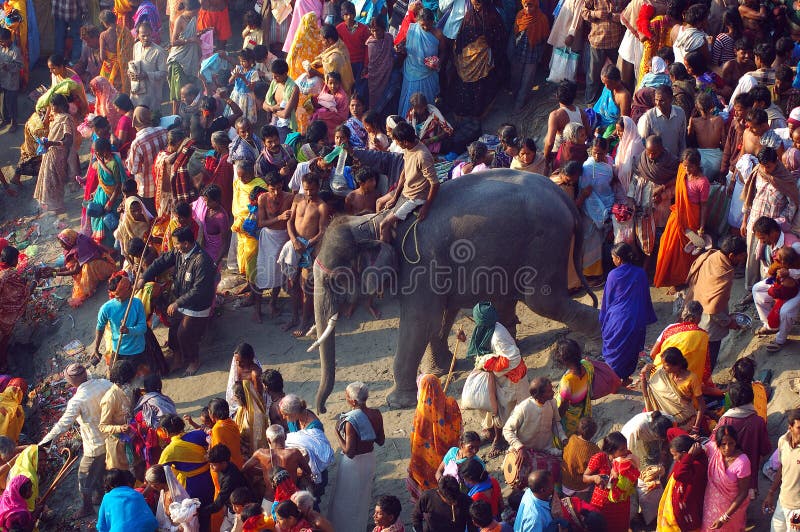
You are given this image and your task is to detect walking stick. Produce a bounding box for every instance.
[37,448,79,508]
[109,228,155,371]
[443,327,465,394]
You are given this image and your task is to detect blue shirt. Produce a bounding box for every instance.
[97,486,158,532]
[97,297,147,356]
[514,490,554,532]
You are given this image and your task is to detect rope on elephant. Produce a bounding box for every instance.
[401,215,422,264]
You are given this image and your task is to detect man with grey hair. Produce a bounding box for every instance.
[39,363,112,518]
[328,381,385,531]
[291,491,334,531]
[242,423,311,501]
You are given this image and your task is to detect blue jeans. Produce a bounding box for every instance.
[54,17,82,63]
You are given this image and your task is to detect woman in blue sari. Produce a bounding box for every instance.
[578,137,616,282]
[399,9,444,117]
[599,242,657,386]
[87,138,124,249]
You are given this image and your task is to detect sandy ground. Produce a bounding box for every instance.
[2,67,799,532]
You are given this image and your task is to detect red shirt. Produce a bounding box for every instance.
[336,22,370,64]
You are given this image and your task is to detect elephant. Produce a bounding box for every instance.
[309,169,602,413]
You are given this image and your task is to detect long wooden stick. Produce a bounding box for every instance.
[37,448,78,507]
[109,227,155,370]
[443,328,464,394]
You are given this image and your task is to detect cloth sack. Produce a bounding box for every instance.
[547,47,578,83]
[461,370,493,411]
[588,358,621,399]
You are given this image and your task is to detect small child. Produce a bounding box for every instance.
[242,10,264,49]
[345,166,378,214]
[240,502,275,531]
[230,48,263,124]
[183,406,214,433]
[0,28,21,131]
[252,44,276,82]
[723,357,768,420]
[560,417,600,497]
[470,499,512,532]
[363,110,390,151]
[511,137,547,174]
[452,141,490,178]
[766,246,800,329]
[227,487,258,532]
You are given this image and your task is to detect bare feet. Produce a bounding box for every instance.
[184,363,200,376]
[487,442,508,459]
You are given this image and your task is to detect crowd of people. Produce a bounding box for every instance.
[0,0,799,529]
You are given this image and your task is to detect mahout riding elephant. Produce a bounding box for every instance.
[309,170,601,412]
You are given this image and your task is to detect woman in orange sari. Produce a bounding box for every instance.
[52,229,116,308]
[406,374,462,501]
[654,148,710,289]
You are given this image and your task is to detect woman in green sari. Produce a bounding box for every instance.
[87,137,124,248]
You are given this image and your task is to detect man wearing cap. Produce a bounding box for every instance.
[126,106,167,215]
[39,364,112,518]
[92,272,148,375]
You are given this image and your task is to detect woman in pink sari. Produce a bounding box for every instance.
[701,425,751,531]
[0,475,34,530]
[311,72,349,143]
[90,76,122,130]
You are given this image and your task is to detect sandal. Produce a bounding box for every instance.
[755,327,777,337]
[766,341,785,353]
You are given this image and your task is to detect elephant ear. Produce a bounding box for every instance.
[357,241,397,295]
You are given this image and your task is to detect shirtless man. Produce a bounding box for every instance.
[543,81,590,167]
[738,0,767,42]
[742,108,784,160]
[720,39,755,102]
[286,174,331,336]
[242,424,312,500]
[256,172,293,319]
[689,93,725,150]
[262,369,287,429]
[345,167,378,215]
[262,60,300,144]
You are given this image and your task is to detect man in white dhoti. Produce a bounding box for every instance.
[328,382,385,531]
[129,22,167,112]
[254,172,293,319]
[458,302,530,458]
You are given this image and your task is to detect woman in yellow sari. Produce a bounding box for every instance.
[406,374,462,501]
[0,386,24,443]
[231,164,267,287]
[158,414,215,508]
[641,348,707,433]
[232,380,267,458]
[286,12,324,134]
[638,5,677,84]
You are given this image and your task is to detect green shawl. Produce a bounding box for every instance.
[265,76,298,132]
[466,302,497,358]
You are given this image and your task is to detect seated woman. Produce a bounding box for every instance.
[510,138,547,174]
[52,229,116,307]
[404,92,453,155]
[721,357,767,421]
[0,475,34,530]
[435,431,482,482]
[641,347,707,434]
[452,141,490,178]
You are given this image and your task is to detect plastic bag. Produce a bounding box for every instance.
[295,73,323,96]
[199,31,214,60]
[612,216,635,246]
[165,466,198,532]
[461,370,492,411]
[547,47,578,83]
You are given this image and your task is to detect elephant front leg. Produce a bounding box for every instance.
[421,306,460,376]
[387,301,438,409]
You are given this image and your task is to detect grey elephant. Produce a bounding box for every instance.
[309,169,602,412]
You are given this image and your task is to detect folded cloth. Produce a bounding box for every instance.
[278,237,313,279]
[338,409,376,442]
[286,428,335,483]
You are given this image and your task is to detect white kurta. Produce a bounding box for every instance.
[131,41,167,112]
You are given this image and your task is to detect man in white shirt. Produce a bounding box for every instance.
[763,408,800,532]
[39,363,112,518]
[751,216,800,352]
[637,85,687,158]
[503,377,566,488]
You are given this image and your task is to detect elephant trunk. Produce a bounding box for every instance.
[313,263,337,413]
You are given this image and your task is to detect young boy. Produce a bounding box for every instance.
[336,1,370,98]
[227,487,259,531]
[345,166,378,215]
[255,172,293,320]
[201,444,249,526]
[560,417,600,497]
[470,499,512,531]
[0,28,21,132]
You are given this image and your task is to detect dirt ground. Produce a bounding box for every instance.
[3,67,799,532]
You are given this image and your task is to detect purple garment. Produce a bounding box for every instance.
[193,196,229,263]
[133,1,162,41]
[65,234,104,265]
[599,263,657,379]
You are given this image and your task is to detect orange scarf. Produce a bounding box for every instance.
[514,4,549,48]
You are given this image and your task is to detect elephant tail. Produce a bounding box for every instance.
[572,208,598,308]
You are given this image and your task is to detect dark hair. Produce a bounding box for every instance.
[662,347,688,369]
[48,54,67,67]
[91,115,110,130]
[49,93,69,112]
[577,417,598,439]
[243,9,263,27]
[392,122,417,144]
[655,84,674,99]
[94,137,113,154]
[306,120,329,144]
[109,360,135,385]
[264,172,283,188]
[122,179,138,195]
[167,128,186,146]
[776,36,794,58]
[321,23,338,41]
[557,80,577,105]
[728,381,754,407]
[714,424,740,447]
[261,125,280,140]
[719,235,746,256]
[160,413,185,434]
[695,91,714,113]
[721,7,743,37]
[335,124,352,142]
[208,397,230,420]
[208,444,231,463]
[0,246,19,268]
[733,92,753,108]
[746,108,768,127]
[467,141,489,163]
[202,184,222,203]
[683,3,706,25]
[668,62,691,81]
[754,42,776,65]
[241,503,264,522]
[731,357,755,383]
[234,342,255,363]
[751,85,772,106]
[469,499,494,527]
[777,64,794,84]
[340,0,356,14]
[171,225,195,244]
[733,37,753,52]
[520,138,537,154]
[301,173,320,188]
[438,475,461,502]
[592,136,609,151]
[758,146,779,166]
[104,469,134,492]
[252,44,269,62]
[788,408,800,426]
[376,494,401,522]
[670,434,695,453]
[262,369,284,392]
[362,110,383,132]
[461,431,480,445]
[108,273,126,294]
[752,216,780,235]
[657,46,674,64]
[600,64,621,81]
[0,28,10,41]
[458,457,488,483]
[230,487,255,506]
[681,148,701,167]
[600,431,627,454]
[554,338,582,369]
[275,500,301,519]
[113,93,134,112]
[81,24,101,40]
[562,160,582,178]
[99,9,117,25]
[354,166,378,185]
[420,7,435,22]
[143,374,162,393]
[136,20,153,33]
[173,201,191,218]
[611,242,635,263]
[238,48,256,65]
[126,237,145,257]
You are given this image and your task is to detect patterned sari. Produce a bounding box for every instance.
[558,360,594,437]
[159,430,214,505]
[651,321,711,386]
[88,155,125,248]
[57,229,116,307]
[406,374,462,500]
[286,13,324,133]
[233,380,268,458]
[638,15,675,84]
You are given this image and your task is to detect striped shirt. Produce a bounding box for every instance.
[126,126,167,199]
[39,378,113,457]
[52,0,87,20]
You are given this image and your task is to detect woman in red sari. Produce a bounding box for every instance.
[583,431,640,532]
[0,243,34,369]
[654,148,710,289]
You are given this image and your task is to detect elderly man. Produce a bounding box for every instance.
[637,85,687,158]
[751,216,800,352]
[126,106,167,215]
[685,235,748,367]
[503,377,566,488]
[513,470,556,532]
[139,226,216,375]
[39,364,112,518]
[763,408,800,532]
[229,118,264,165]
[242,424,312,501]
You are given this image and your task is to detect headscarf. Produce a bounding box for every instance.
[455,1,505,55]
[57,229,102,265]
[788,107,800,128]
[89,76,122,128]
[651,57,666,74]
[514,0,549,48]
[132,106,153,130]
[407,374,462,497]
[466,302,497,358]
[636,148,679,186]
[0,476,31,529]
[115,196,153,254]
[286,12,324,80]
[615,116,645,190]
